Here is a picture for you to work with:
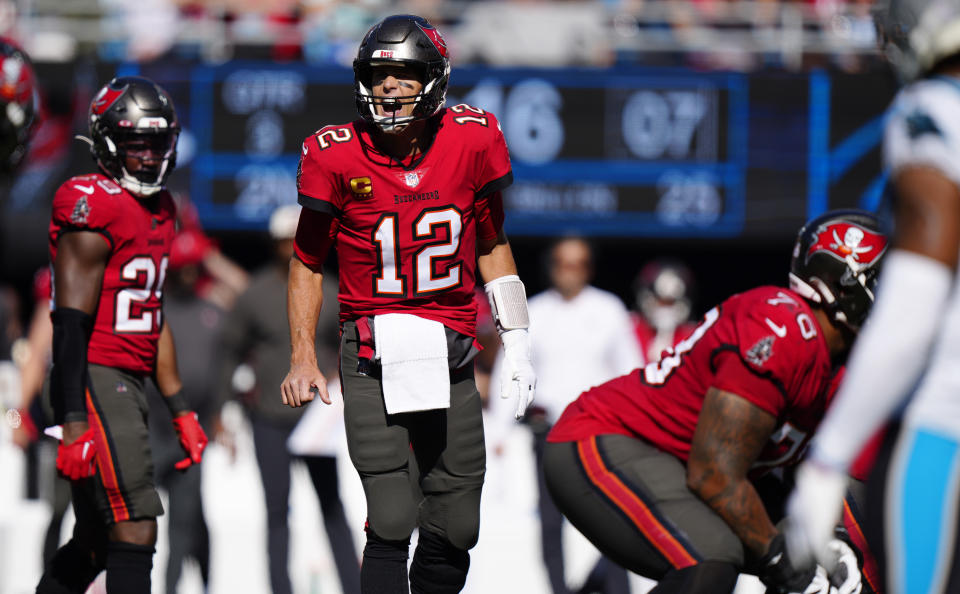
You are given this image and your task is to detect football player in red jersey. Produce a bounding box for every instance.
[282,14,535,594]
[37,76,207,594]
[544,210,886,594]
[0,37,38,172]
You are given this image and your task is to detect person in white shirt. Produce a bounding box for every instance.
[491,236,642,594]
[787,1,960,592]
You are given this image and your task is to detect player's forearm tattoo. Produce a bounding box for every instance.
[689,389,778,557]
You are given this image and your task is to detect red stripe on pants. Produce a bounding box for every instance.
[86,389,130,522]
[576,436,697,569]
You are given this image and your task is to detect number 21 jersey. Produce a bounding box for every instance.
[49,173,176,374]
[295,106,512,338]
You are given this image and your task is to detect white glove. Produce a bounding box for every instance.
[825,539,862,594]
[800,565,831,594]
[786,460,849,569]
[500,329,536,419]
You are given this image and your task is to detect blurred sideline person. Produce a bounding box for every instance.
[283,14,535,594]
[631,259,698,363]
[217,204,353,594]
[37,76,207,594]
[787,2,960,592]
[490,236,640,594]
[544,210,885,594]
[145,229,229,594]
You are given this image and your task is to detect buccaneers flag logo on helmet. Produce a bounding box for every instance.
[806,222,885,268]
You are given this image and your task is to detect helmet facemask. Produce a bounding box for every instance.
[94,126,178,197]
[355,60,449,133]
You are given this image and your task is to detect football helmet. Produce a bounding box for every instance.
[86,76,179,197]
[0,38,38,172]
[789,209,888,332]
[877,0,960,80]
[353,14,450,133]
[634,259,694,332]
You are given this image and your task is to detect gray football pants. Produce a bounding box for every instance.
[340,320,486,550]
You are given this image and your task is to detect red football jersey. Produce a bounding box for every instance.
[294,106,511,337]
[549,286,837,474]
[49,173,177,374]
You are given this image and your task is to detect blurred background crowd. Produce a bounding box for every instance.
[8,0,882,70]
[0,0,893,593]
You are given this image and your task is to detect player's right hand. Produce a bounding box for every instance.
[56,425,97,480]
[281,363,330,407]
[759,533,831,594]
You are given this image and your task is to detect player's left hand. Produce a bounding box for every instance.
[172,411,208,470]
[785,460,849,570]
[500,329,536,420]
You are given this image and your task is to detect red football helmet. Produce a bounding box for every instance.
[0,38,38,172]
[789,209,888,331]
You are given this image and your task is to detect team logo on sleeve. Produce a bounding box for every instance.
[70,195,90,225]
[746,335,775,367]
[807,222,885,267]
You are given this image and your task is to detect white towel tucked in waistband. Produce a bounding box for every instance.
[374,313,449,414]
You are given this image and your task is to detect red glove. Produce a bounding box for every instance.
[56,428,98,480]
[172,412,208,470]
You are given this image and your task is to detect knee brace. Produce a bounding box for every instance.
[36,539,104,594]
[361,528,410,594]
[410,529,470,594]
[105,541,154,594]
[650,561,739,594]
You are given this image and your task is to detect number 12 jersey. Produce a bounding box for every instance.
[295,105,512,338]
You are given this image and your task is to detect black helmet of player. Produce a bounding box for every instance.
[353,14,450,133]
[877,0,960,80]
[0,38,38,172]
[789,209,889,332]
[86,76,179,197]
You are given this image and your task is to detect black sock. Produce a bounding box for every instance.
[409,529,470,594]
[36,539,102,594]
[361,530,410,594]
[105,541,154,594]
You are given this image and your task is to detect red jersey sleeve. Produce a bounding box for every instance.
[475,111,513,198]
[294,208,338,271]
[711,298,811,418]
[474,190,505,242]
[50,177,118,248]
[297,129,344,216]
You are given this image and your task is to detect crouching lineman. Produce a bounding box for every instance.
[543,210,885,594]
[37,76,207,594]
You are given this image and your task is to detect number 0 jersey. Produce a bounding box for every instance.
[294,106,511,337]
[548,286,838,473]
[49,172,176,375]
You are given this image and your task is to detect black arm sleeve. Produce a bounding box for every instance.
[50,307,93,424]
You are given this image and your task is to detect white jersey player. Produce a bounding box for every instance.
[786,1,960,592]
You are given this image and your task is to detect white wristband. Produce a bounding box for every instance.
[485,274,529,332]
